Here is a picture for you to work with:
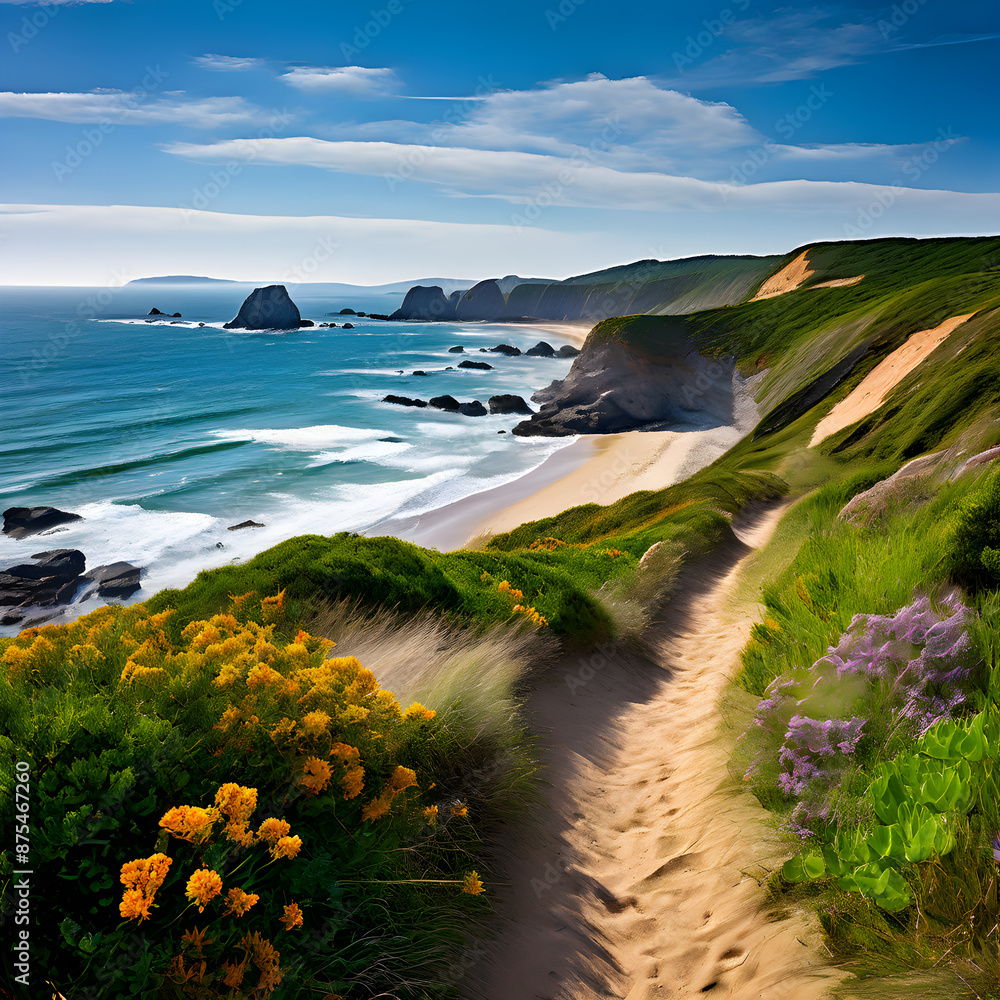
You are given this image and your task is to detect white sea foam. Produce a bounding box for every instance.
[209,425,388,450]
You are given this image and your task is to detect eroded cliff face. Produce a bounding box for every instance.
[512,335,748,436]
[454,279,508,321]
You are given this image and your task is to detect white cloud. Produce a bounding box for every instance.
[280,65,397,95]
[0,91,263,127]
[164,135,996,220]
[193,54,267,73]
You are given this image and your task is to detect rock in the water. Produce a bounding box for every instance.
[458,400,488,416]
[455,279,508,321]
[0,549,87,609]
[525,341,556,357]
[299,319,315,327]
[171,312,182,318]
[5,549,86,580]
[448,345,465,353]
[339,308,356,315]
[383,395,428,407]
[390,285,456,321]
[228,520,265,531]
[488,344,522,356]
[488,394,533,415]
[557,344,581,357]
[356,312,367,317]
[83,562,141,599]
[429,395,461,411]
[498,429,507,434]
[3,506,82,538]
[413,370,431,376]
[224,285,301,330]
[458,359,493,370]
[148,307,164,315]
[342,322,354,329]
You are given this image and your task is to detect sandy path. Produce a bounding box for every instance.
[810,311,977,446]
[465,504,841,1000]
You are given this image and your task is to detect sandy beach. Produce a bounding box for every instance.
[377,420,749,550]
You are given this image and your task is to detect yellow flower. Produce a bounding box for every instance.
[403,702,436,721]
[451,802,468,818]
[257,817,291,845]
[214,663,241,687]
[298,757,333,796]
[159,805,219,844]
[388,766,418,793]
[341,766,364,800]
[185,868,223,912]
[247,663,284,690]
[279,902,303,931]
[461,871,484,896]
[223,886,260,917]
[301,710,332,736]
[480,570,492,581]
[361,797,391,822]
[422,805,438,825]
[271,835,303,860]
[118,853,172,921]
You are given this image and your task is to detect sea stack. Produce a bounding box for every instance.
[224,285,301,330]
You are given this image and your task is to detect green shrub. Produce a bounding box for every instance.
[945,466,1000,589]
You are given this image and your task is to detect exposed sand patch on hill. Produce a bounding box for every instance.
[467,504,842,1000]
[811,275,864,290]
[751,250,815,300]
[810,312,977,447]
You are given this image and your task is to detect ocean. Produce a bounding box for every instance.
[0,283,578,634]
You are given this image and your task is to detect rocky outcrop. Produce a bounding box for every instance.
[389,285,456,321]
[448,346,465,353]
[458,360,493,370]
[299,319,315,327]
[383,395,428,407]
[455,280,508,321]
[459,401,488,416]
[488,344,521,356]
[429,395,461,411]
[224,285,301,330]
[488,394,533,415]
[342,322,354,329]
[512,332,744,437]
[558,345,581,357]
[228,520,265,530]
[83,562,142,599]
[526,341,556,357]
[3,506,82,538]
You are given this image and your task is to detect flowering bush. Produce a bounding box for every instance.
[742,592,977,831]
[0,593,484,998]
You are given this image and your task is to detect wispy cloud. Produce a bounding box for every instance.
[0,90,263,127]
[193,54,267,73]
[280,65,397,95]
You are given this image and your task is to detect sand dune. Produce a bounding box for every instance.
[466,504,842,1000]
[810,312,977,447]
[751,250,815,300]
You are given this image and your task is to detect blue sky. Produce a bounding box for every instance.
[1,0,998,284]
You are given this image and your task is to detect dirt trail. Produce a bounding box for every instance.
[466,504,842,1000]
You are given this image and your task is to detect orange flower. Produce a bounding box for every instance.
[185,868,223,912]
[119,853,172,921]
[298,757,333,796]
[271,835,302,860]
[403,702,436,721]
[279,902,303,931]
[301,710,332,736]
[422,805,438,825]
[224,886,260,917]
[460,871,484,896]
[221,958,248,988]
[450,802,468,818]
[341,766,364,800]
[257,817,291,845]
[159,805,218,844]
[388,766,418,793]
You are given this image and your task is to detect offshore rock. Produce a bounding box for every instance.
[458,359,493,370]
[429,395,461,411]
[383,395,428,407]
[3,506,83,538]
[83,562,142,599]
[488,394,533,415]
[455,279,508,321]
[525,341,556,357]
[224,285,301,330]
[458,400,488,416]
[390,285,456,321]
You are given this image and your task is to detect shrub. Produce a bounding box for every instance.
[0,593,495,998]
[945,466,1000,589]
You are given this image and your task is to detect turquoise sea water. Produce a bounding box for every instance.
[0,284,577,631]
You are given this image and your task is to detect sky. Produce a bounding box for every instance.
[0,0,998,285]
